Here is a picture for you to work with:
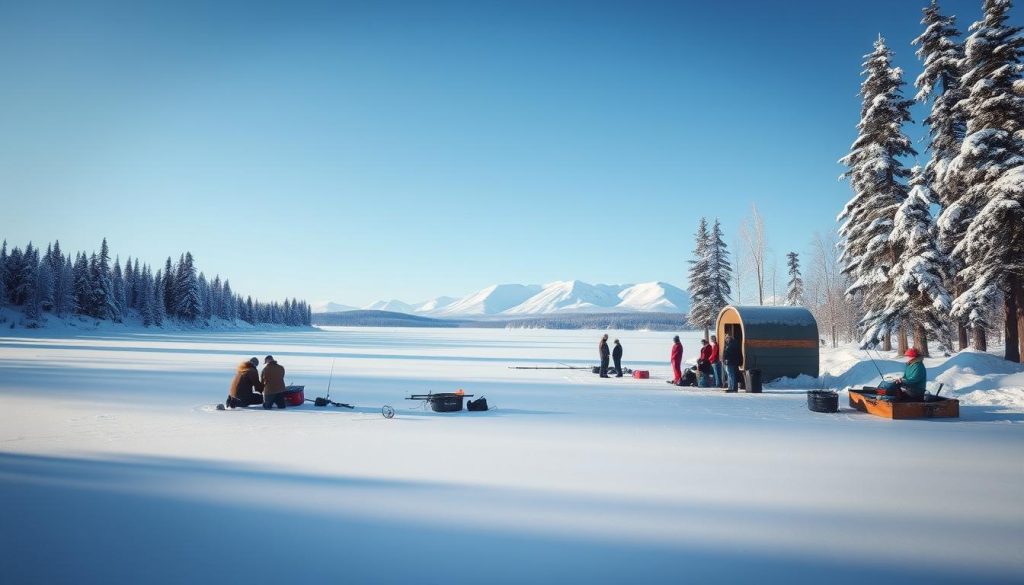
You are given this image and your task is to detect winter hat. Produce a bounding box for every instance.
[904,348,920,359]
[264,355,275,364]
[248,357,259,367]
[673,335,680,342]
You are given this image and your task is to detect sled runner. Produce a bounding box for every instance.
[848,387,959,419]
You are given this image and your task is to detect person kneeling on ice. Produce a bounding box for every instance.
[879,348,927,401]
[227,357,264,408]
[261,355,288,409]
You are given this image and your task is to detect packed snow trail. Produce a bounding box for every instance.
[1,327,1022,584]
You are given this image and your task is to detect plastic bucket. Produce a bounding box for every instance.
[429,395,464,412]
[807,390,839,413]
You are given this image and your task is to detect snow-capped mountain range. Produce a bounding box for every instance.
[314,281,689,317]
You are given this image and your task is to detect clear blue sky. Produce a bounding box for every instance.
[0,0,1010,306]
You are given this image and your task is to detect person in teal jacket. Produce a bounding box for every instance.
[880,348,927,400]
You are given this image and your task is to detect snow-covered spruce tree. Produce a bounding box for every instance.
[786,252,804,306]
[72,253,90,316]
[123,257,135,311]
[223,280,236,321]
[139,266,152,327]
[944,0,1024,362]
[10,244,37,306]
[687,217,715,339]
[198,272,212,321]
[55,255,75,317]
[86,239,119,321]
[112,258,126,322]
[0,240,7,304]
[914,0,969,349]
[839,36,917,352]
[706,218,733,322]
[161,257,175,316]
[173,252,201,322]
[153,269,166,326]
[23,262,42,323]
[32,259,54,320]
[861,167,952,356]
[210,276,222,319]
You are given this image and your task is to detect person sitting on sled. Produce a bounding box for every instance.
[226,357,264,408]
[879,348,927,401]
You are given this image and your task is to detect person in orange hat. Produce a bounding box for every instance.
[880,348,928,401]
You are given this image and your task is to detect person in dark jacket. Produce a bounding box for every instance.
[226,357,264,408]
[670,336,683,385]
[612,339,624,377]
[722,335,741,392]
[598,334,611,378]
[261,355,288,409]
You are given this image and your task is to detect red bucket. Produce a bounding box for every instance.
[632,370,650,379]
[283,385,305,407]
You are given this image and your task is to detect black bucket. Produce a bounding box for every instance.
[429,394,464,412]
[743,369,763,393]
[807,390,839,413]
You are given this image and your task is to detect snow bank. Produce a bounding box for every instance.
[766,344,1024,411]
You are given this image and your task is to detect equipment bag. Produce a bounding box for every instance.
[467,397,489,411]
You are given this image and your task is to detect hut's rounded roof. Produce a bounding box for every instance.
[724,306,817,331]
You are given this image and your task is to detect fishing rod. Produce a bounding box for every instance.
[306,359,355,408]
[862,348,886,382]
[508,365,591,370]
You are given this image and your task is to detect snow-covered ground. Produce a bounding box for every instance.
[1,327,1022,584]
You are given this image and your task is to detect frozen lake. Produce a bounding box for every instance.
[1,326,1022,584]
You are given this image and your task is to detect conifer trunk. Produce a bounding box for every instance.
[955,284,968,351]
[882,336,892,352]
[972,327,987,352]
[1006,275,1022,363]
[914,324,929,358]
[1017,281,1024,365]
[897,326,909,355]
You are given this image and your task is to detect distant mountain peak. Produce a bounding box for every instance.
[317,280,690,317]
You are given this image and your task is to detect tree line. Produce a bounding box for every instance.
[0,237,312,328]
[840,0,1023,362]
[686,214,819,341]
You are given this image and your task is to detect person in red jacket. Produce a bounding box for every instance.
[709,335,722,388]
[698,339,713,387]
[670,336,684,385]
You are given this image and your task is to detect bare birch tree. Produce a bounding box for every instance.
[739,203,767,306]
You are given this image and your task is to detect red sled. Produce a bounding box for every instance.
[632,370,650,379]
[283,385,305,407]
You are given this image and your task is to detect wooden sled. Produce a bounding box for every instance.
[848,387,959,420]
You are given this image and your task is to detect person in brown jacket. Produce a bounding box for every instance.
[226,357,264,408]
[261,355,288,409]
